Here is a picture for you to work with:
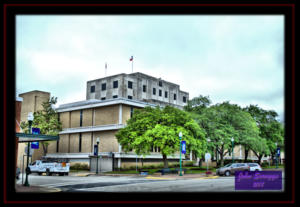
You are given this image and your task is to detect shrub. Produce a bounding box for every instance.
[183,161,194,167]
[70,163,89,171]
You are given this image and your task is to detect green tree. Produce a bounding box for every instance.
[115,106,207,168]
[184,95,212,113]
[195,102,259,166]
[20,97,62,156]
[245,105,284,164]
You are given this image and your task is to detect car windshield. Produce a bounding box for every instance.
[224,164,232,167]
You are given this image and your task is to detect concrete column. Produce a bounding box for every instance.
[119,104,122,124]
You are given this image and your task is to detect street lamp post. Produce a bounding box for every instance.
[179,132,183,176]
[231,137,234,164]
[275,142,278,169]
[24,112,33,187]
[96,138,100,174]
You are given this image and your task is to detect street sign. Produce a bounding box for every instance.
[94,144,98,156]
[31,142,39,149]
[277,147,280,156]
[181,141,186,154]
[32,128,40,135]
[205,153,211,162]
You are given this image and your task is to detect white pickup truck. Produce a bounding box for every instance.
[28,160,70,176]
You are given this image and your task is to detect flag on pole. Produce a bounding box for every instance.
[130,56,133,73]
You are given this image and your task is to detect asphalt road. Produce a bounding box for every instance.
[16,172,285,192]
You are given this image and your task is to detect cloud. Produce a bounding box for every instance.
[16,15,284,121]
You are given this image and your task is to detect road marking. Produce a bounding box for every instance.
[145,176,175,180]
[38,181,86,187]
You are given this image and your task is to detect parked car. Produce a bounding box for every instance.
[216,163,250,176]
[247,163,262,171]
[16,167,20,179]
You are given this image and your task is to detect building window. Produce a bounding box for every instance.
[56,140,59,153]
[174,94,177,100]
[183,96,187,103]
[90,85,95,93]
[159,81,162,87]
[130,107,134,118]
[153,88,156,95]
[128,81,133,89]
[79,133,82,153]
[128,95,132,99]
[101,83,106,91]
[159,89,162,97]
[80,110,83,127]
[101,97,106,100]
[143,85,146,92]
[165,91,168,98]
[113,95,118,98]
[113,80,118,88]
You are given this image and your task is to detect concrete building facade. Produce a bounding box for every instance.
[86,72,189,109]
[45,98,181,171]
[16,90,50,168]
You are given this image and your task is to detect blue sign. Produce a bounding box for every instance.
[31,142,39,149]
[32,128,40,135]
[181,141,186,154]
[277,147,280,156]
[94,144,98,156]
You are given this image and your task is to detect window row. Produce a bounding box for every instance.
[91,80,134,93]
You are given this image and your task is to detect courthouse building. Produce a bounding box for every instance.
[44,73,190,171]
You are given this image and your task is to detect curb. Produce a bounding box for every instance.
[74,173,92,177]
[196,176,219,179]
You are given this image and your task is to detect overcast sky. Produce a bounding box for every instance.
[16,15,284,122]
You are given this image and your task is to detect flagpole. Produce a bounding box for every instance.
[105,62,107,77]
[132,59,133,73]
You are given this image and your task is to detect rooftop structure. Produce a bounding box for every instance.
[86,72,189,109]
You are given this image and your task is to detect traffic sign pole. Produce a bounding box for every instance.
[179,132,183,176]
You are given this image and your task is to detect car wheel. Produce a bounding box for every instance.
[255,169,259,171]
[46,169,51,176]
[38,172,42,176]
[225,171,230,176]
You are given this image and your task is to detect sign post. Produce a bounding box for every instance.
[205,153,211,172]
[179,132,183,176]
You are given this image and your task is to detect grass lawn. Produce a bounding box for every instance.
[262,165,284,169]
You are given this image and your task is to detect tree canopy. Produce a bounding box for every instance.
[189,101,260,166]
[115,106,207,168]
[244,105,284,163]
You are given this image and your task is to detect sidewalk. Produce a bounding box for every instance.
[15,184,61,193]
